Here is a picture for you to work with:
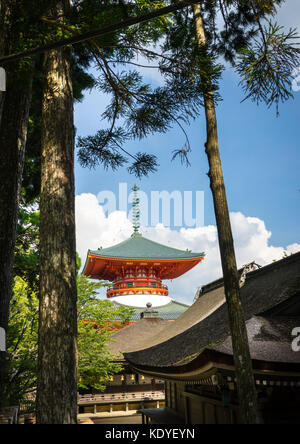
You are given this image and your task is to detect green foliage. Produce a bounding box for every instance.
[158,0,300,118]
[77,274,135,391]
[77,275,134,324]
[14,207,40,291]
[78,321,123,391]
[199,0,300,112]
[3,205,40,407]
[236,22,300,112]
[1,0,44,71]
[4,277,39,409]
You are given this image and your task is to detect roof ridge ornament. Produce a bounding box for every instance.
[140,302,159,319]
[132,184,141,237]
[239,261,261,288]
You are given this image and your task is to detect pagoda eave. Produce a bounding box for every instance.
[83,254,204,281]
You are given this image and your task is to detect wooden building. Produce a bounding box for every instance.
[78,310,174,414]
[125,252,300,424]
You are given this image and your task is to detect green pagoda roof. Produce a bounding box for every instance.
[112,299,189,321]
[89,234,205,260]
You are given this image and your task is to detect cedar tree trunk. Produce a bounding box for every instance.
[36,0,78,424]
[193,3,259,424]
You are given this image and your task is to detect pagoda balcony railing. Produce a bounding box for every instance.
[107,282,169,298]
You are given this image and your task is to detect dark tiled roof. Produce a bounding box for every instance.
[109,318,171,357]
[211,315,300,364]
[125,252,300,368]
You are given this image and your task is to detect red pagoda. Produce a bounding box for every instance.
[83,186,205,317]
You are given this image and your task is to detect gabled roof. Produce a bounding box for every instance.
[125,252,300,370]
[88,234,204,260]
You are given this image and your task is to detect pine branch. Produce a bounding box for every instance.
[0,0,204,65]
[108,59,161,69]
[236,21,300,113]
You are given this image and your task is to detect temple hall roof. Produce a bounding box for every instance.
[124,252,300,373]
[109,317,171,358]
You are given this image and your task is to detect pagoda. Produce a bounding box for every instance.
[82,185,205,318]
[79,186,205,414]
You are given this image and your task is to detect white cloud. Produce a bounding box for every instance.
[75,193,300,305]
[75,193,132,267]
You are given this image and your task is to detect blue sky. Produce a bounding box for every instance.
[75,65,300,246]
[74,1,300,301]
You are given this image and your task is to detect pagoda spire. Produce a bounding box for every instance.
[132,184,141,236]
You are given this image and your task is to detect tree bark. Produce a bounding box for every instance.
[193,3,259,424]
[0,0,7,126]
[0,0,33,407]
[36,0,78,425]
[0,92,4,126]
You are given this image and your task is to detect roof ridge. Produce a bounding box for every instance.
[246,250,300,280]
[93,234,205,257]
[135,235,204,255]
[201,252,300,295]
